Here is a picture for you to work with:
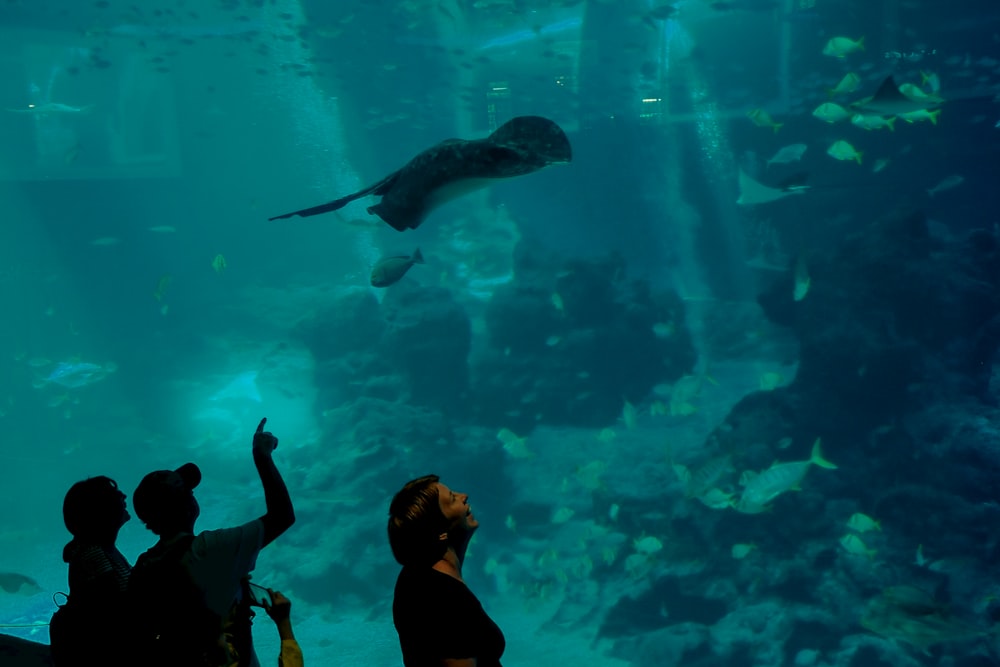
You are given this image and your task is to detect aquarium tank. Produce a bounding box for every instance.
[2,0,1000,665]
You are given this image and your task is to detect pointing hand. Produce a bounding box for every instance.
[252,417,278,456]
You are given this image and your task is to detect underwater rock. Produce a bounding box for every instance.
[474,244,695,431]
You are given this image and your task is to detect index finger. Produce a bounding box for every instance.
[256,418,267,434]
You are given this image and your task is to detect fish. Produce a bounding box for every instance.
[370,248,424,288]
[927,174,964,197]
[840,534,876,559]
[622,398,638,430]
[34,360,117,390]
[812,102,852,123]
[148,225,177,233]
[897,83,944,106]
[6,102,93,114]
[920,70,941,94]
[827,140,863,164]
[829,72,861,97]
[90,237,121,246]
[497,428,533,458]
[270,116,572,231]
[731,543,756,559]
[793,256,810,301]
[898,109,942,124]
[153,274,172,301]
[737,169,809,206]
[850,76,940,117]
[766,143,808,167]
[851,114,896,131]
[847,512,882,533]
[823,36,865,58]
[0,572,42,595]
[747,108,783,132]
[211,254,227,274]
[872,158,891,173]
[734,438,837,513]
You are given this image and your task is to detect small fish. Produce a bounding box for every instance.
[766,143,808,167]
[829,72,861,97]
[6,102,94,114]
[552,507,575,524]
[920,71,941,94]
[759,371,784,390]
[897,108,941,124]
[370,248,424,287]
[898,83,944,106]
[747,108,783,132]
[505,514,517,532]
[153,274,172,301]
[497,427,533,458]
[731,543,756,559]
[596,427,616,443]
[211,254,227,274]
[851,114,896,131]
[823,35,865,58]
[793,256,810,301]
[847,512,881,533]
[622,398,638,430]
[812,102,851,123]
[827,140,863,164]
[927,174,964,197]
[90,236,121,246]
[551,292,565,312]
[147,225,177,233]
[633,535,663,555]
[735,438,836,513]
[35,360,117,390]
[872,158,891,173]
[840,533,876,559]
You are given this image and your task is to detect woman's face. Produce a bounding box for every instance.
[436,482,478,534]
[116,487,131,526]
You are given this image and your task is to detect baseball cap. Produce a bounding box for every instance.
[132,462,201,527]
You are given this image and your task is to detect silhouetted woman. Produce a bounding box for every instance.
[52,476,132,666]
[388,474,505,667]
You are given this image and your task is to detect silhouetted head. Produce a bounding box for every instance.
[132,463,201,536]
[63,476,129,544]
[387,475,478,567]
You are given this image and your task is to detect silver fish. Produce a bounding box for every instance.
[370,248,424,287]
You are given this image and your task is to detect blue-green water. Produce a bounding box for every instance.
[2,1,999,665]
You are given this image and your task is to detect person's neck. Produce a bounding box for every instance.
[432,549,464,582]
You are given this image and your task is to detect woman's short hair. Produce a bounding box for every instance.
[387,474,449,566]
[63,476,122,539]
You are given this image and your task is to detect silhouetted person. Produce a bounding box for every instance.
[129,418,295,667]
[388,474,504,667]
[262,589,303,667]
[52,476,132,667]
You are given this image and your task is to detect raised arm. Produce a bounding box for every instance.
[252,418,295,547]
